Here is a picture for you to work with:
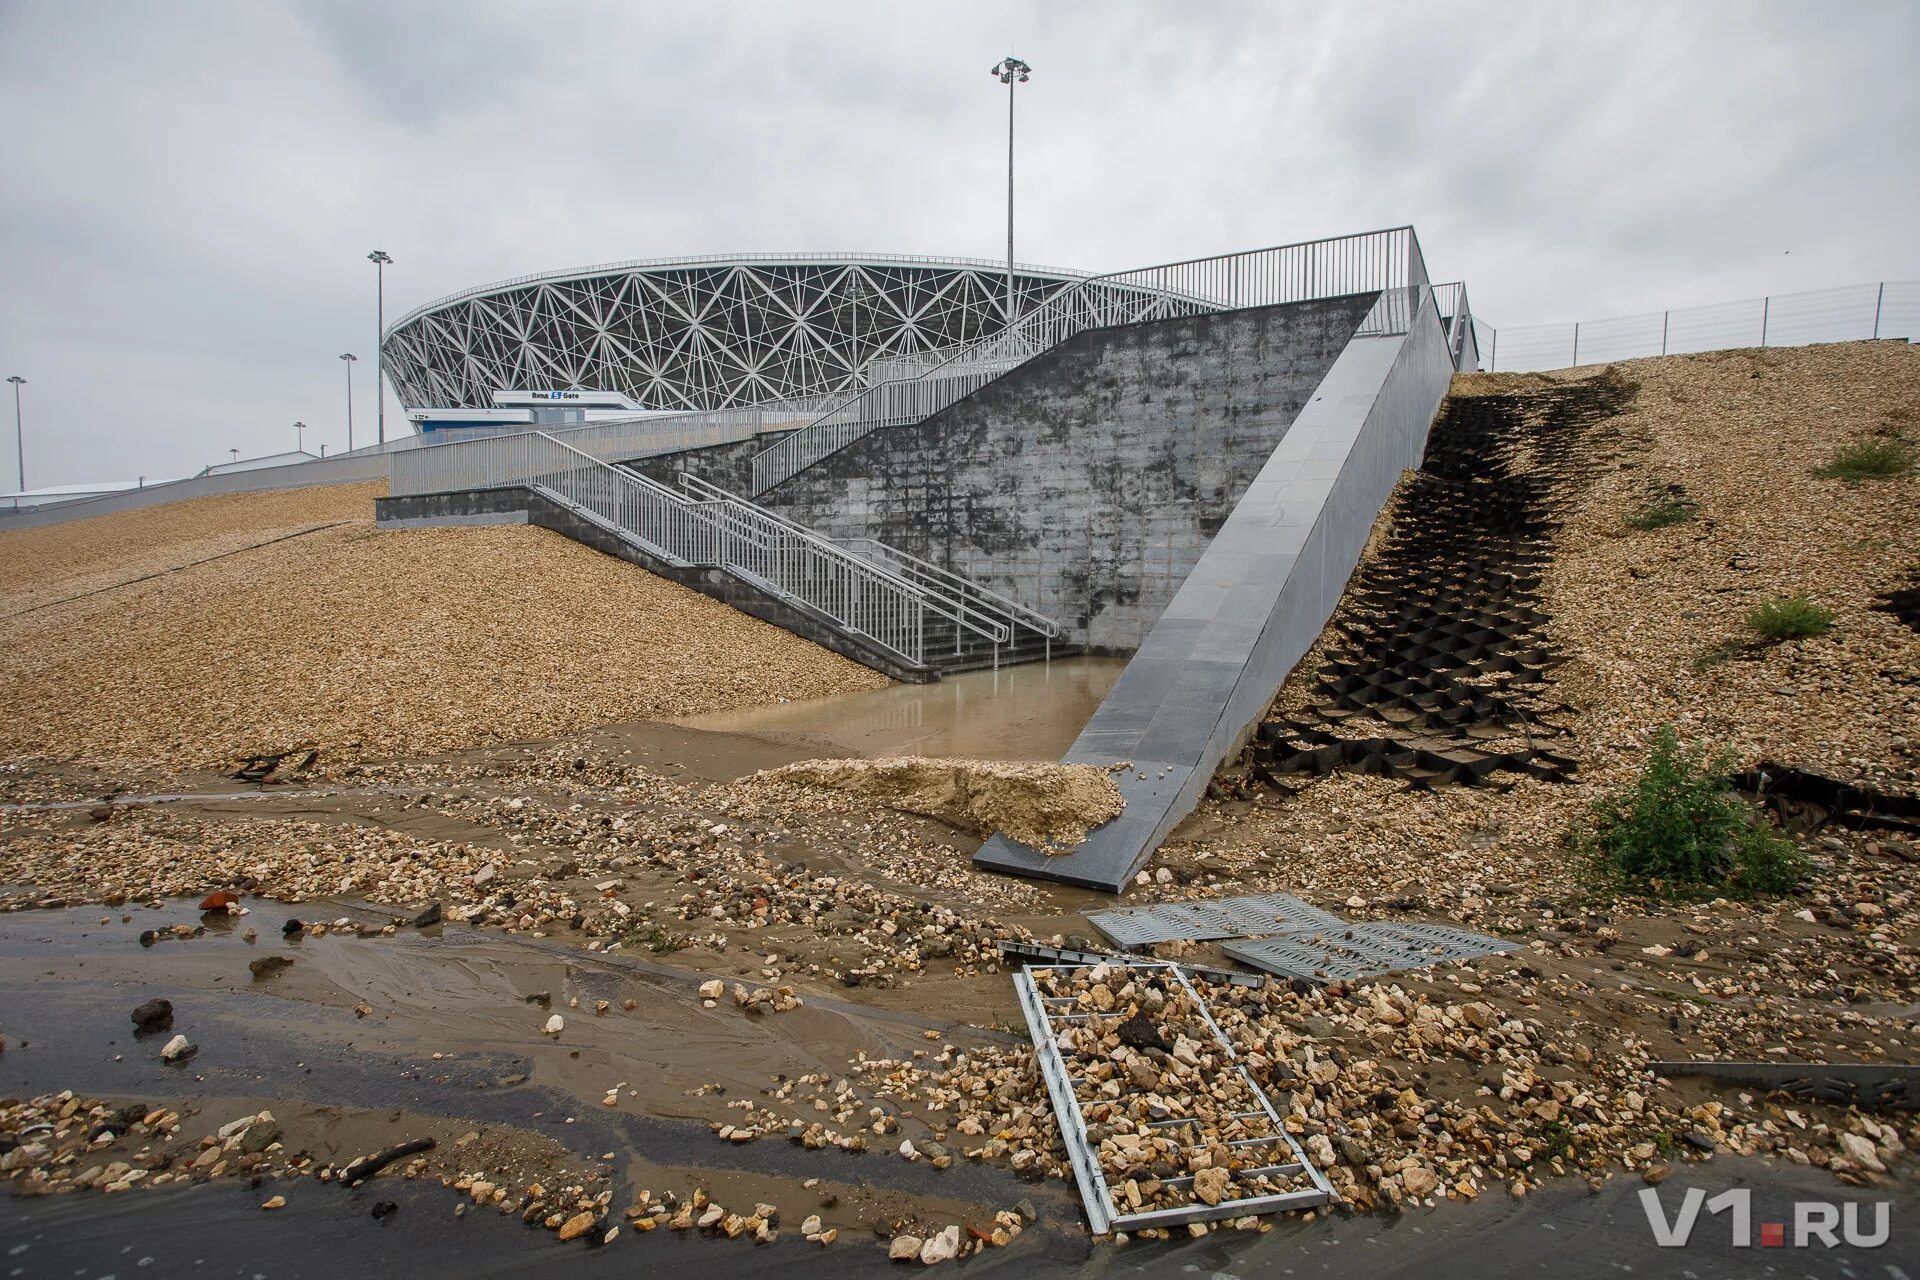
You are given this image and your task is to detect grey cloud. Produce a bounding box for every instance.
[0,0,1915,487]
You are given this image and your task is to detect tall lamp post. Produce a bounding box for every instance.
[339,352,358,451]
[846,276,869,389]
[5,375,23,492]
[294,421,307,454]
[990,56,1032,327]
[367,250,393,445]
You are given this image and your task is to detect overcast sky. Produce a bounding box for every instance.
[2,0,1916,488]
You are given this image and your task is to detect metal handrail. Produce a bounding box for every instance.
[671,473,1017,647]
[841,538,1059,640]
[747,226,1426,494]
[392,429,969,667]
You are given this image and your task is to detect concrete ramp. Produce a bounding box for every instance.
[975,289,1457,891]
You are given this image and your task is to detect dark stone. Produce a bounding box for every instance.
[524,992,551,1008]
[1114,1011,1168,1052]
[371,1200,398,1219]
[130,999,173,1029]
[248,956,292,979]
[281,919,304,936]
[412,903,442,928]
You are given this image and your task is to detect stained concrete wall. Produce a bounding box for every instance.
[651,293,1375,653]
[976,290,1459,890]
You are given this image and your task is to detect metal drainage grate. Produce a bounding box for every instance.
[993,940,1265,988]
[1014,960,1336,1234]
[1086,893,1345,949]
[1224,920,1513,982]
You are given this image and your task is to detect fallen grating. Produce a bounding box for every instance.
[1013,960,1336,1234]
[1224,922,1517,983]
[993,939,1265,988]
[1729,761,1920,838]
[1651,1061,1920,1112]
[1085,893,1346,948]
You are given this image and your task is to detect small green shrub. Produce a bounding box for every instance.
[1748,595,1833,642]
[1812,435,1914,482]
[1570,724,1807,899]
[635,926,681,954]
[1626,484,1700,531]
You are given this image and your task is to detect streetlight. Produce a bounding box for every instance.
[229,449,239,465]
[339,353,358,451]
[5,375,23,492]
[990,55,1032,327]
[294,421,307,453]
[367,250,393,445]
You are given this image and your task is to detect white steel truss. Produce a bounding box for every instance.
[382,254,1133,412]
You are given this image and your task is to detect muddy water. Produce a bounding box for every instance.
[670,657,1125,764]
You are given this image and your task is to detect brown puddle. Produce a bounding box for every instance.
[667,657,1125,765]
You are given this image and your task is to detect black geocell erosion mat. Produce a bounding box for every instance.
[1249,372,1636,791]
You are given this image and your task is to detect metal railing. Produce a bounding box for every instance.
[676,472,1061,649]
[1479,280,1919,372]
[392,430,1038,669]
[747,227,1428,494]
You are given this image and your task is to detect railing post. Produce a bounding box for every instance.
[1489,329,1496,372]
[1761,296,1770,347]
[1873,282,1885,340]
[1661,310,1669,356]
[1571,322,1579,368]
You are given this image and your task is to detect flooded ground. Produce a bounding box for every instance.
[5,896,1914,1279]
[671,657,1125,763]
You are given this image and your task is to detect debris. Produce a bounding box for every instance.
[129,999,173,1030]
[159,1034,195,1063]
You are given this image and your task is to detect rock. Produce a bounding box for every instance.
[1114,1011,1168,1051]
[1015,1198,1037,1223]
[281,919,304,936]
[413,903,442,928]
[240,1123,282,1155]
[473,864,498,888]
[1402,1167,1440,1199]
[371,1200,398,1219]
[159,1034,195,1063]
[1839,1133,1886,1173]
[556,1211,598,1241]
[1193,1166,1230,1205]
[248,955,292,979]
[262,1195,286,1210]
[920,1225,960,1264]
[889,1235,924,1261]
[543,1014,564,1036]
[698,979,726,1000]
[800,1214,823,1235]
[130,998,173,1030]
[199,890,241,912]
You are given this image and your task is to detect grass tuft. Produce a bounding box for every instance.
[1569,724,1807,899]
[1625,484,1701,531]
[1812,434,1914,483]
[1748,595,1833,643]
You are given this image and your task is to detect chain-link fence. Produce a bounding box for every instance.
[1478,281,1918,372]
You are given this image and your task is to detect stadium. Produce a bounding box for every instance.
[380,253,1166,413]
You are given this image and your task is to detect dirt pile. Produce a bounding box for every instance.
[0,484,887,769]
[750,756,1124,850]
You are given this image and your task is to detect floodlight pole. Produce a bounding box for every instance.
[5,376,23,492]
[340,353,358,451]
[992,56,1032,327]
[294,421,307,453]
[367,250,393,444]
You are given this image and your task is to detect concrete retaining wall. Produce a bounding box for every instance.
[976,290,1459,890]
[650,294,1376,653]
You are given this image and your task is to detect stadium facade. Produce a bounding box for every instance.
[381,253,1153,413]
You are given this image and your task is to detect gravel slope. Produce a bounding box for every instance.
[0,483,888,768]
